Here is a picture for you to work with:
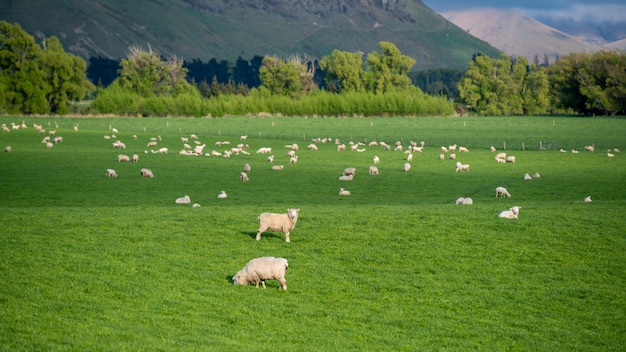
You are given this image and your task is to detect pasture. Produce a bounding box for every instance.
[1,115,625,351]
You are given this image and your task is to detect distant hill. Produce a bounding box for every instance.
[441,8,603,64]
[0,0,502,71]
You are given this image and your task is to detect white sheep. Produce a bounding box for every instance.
[243,163,251,173]
[192,203,201,208]
[343,167,356,177]
[438,154,445,161]
[105,168,117,177]
[118,154,130,162]
[607,153,615,157]
[584,145,594,152]
[441,146,448,152]
[46,142,54,149]
[256,208,300,242]
[4,146,11,153]
[175,195,191,204]
[458,146,469,153]
[407,153,413,162]
[256,147,272,154]
[338,174,353,181]
[448,153,456,160]
[289,156,298,164]
[498,206,521,219]
[495,186,511,198]
[140,168,154,178]
[240,172,249,182]
[532,172,541,179]
[157,147,168,154]
[369,166,379,175]
[455,197,473,205]
[112,141,126,149]
[584,196,592,203]
[505,156,516,163]
[495,152,506,162]
[490,146,496,152]
[455,161,470,172]
[523,173,532,180]
[373,155,380,164]
[271,165,284,170]
[339,188,351,196]
[217,191,228,199]
[267,155,274,163]
[132,154,139,162]
[307,143,318,151]
[403,162,411,172]
[233,256,288,290]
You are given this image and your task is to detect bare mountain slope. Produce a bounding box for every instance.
[442,8,602,63]
[0,0,502,70]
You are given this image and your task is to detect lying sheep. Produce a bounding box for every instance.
[243,163,251,173]
[532,172,541,179]
[175,195,191,204]
[271,165,284,170]
[373,156,380,164]
[455,197,473,205]
[496,186,511,198]
[369,166,379,175]
[118,154,130,162]
[105,168,117,177]
[498,206,521,219]
[233,256,288,290]
[140,168,154,178]
[524,173,532,180]
[240,172,249,182]
[505,156,516,163]
[4,146,11,153]
[339,188,351,196]
[338,174,353,181]
[455,161,470,172]
[217,191,228,199]
[256,208,300,242]
[584,196,592,203]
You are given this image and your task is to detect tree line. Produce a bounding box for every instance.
[1,21,625,116]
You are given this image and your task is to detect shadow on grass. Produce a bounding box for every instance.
[240,231,284,241]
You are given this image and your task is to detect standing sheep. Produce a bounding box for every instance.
[240,172,249,182]
[118,154,131,162]
[495,187,511,198]
[140,168,154,178]
[495,152,506,162]
[584,196,592,203]
[455,161,470,172]
[232,256,288,290]
[105,169,117,177]
[256,208,300,243]
[132,154,139,162]
[369,166,379,175]
[403,163,411,172]
[4,146,11,153]
[343,167,356,176]
[243,163,251,173]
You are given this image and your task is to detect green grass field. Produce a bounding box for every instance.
[1,115,625,351]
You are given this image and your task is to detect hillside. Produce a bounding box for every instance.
[0,0,501,71]
[441,8,603,64]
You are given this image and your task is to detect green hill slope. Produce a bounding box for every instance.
[0,0,501,70]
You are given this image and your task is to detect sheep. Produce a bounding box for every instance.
[132,154,139,162]
[4,146,11,153]
[337,144,346,151]
[112,141,126,149]
[256,147,272,154]
[105,168,117,177]
[287,150,296,157]
[256,208,300,242]
[338,174,353,181]
[192,203,201,208]
[458,146,469,153]
[240,135,248,140]
[343,167,356,177]
[240,172,249,182]
[490,146,496,152]
[217,191,228,199]
[523,173,532,180]
[53,136,63,144]
[607,153,615,158]
[271,165,284,170]
[289,156,298,164]
[495,186,511,198]
[157,147,168,154]
[233,256,288,290]
[498,206,521,219]
[243,163,251,173]
[407,153,413,162]
[369,166,379,175]
[339,188,351,196]
[532,172,541,179]
[448,144,457,152]
[584,145,594,152]
[438,154,445,161]
[403,163,411,172]
[495,152,507,162]
[175,195,191,204]
[441,146,448,152]
[118,154,130,162]
[455,161,470,172]
[267,155,274,163]
[373,155,380,164]
[584,196,592,203]
[285,143,299,151]
[140,168,154,178]
[505,156,516,163]
[307,143,318,151]
[448,153,456,160]
[46,142,54,149]
[571,149,579,154]
[455,197,473,205]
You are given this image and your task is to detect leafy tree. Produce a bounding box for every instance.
[259,55,314,98]
[577,51,626,115]
[365,41,416,94]
[547,52,590,113]
[0,21,93,114]
[318,49,366,93]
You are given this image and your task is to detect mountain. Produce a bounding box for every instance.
[441,8,603,64]
[604,38,626,50]
[0,0,502,71]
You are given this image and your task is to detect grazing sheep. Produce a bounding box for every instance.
[175,195,191,204]
[289,156,298,164]
[46,142,54,149]
[584,145,594,152]
[505,156,516,163]
[267,155,274,163]
[584,196,592,203]
[532,172,541,179]
[458,146,469,153]
[105,168,117,177]
[157,147,168,154]
[118,154,130,162]
[441,146,448,152]
[112,141,126,149]
[571,149,579,154]
[217,191,228,199]
[403,163,411,172]
[495,152,506,162]
[523,173,532,180]
[243,163,251,173]
[132,154,139,162]
[407,153,413,162]
[369,166,379,175]
[338,174,353,181]
[498,206,521,219]
[307,143,318,151]
[455,161,470,172]
[140,168,154,178]
[53,136,63,144]
[256,208,300,243]
[337,144,346,151]
[448,153,456,160]
[343,167,356,177]
[4,146,11,153]
[288,150,296,157]
[438,154,445,161]
[271,165,284,170]
[240,135,248,140]
[373,155,380,164]
[339,188,351,196]
[240,172,249,182]
[490,146,496,152]
[495,187,511,198]
[455,197,465,205]
[233,256,288,290]
[256,147,272,154]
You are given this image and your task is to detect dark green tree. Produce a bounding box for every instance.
[365,41,415,94]
[319,49,366,93]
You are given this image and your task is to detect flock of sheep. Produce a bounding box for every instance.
[2,119,616,290]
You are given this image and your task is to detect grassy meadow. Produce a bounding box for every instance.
[1,115,625,351]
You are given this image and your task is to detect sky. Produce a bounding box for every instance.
[421,0,626,23]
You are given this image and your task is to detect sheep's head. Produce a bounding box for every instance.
[232,272,247,285]
[287,208,300,219]
[510,206,521,215]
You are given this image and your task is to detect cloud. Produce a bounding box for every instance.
[526,4,626,23]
